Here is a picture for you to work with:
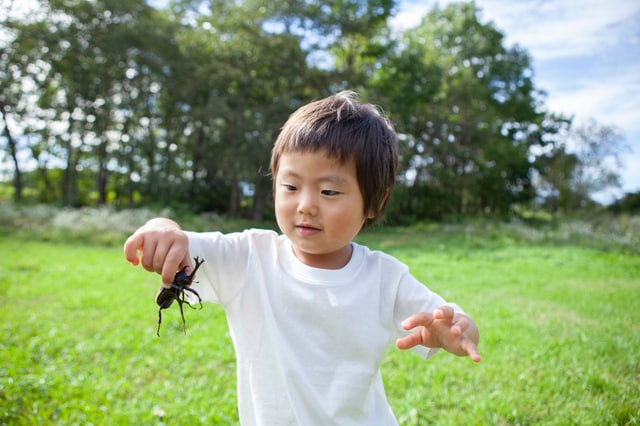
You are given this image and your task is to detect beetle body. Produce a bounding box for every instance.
[156,256,204,336]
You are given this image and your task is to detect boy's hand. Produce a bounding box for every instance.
[123,218,192,286]
[396,305,481,362]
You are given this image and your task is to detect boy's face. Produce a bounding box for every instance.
[274,150,372,269]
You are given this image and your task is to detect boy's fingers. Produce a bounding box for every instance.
[461,337,482,362]
[396,329,423,350]
[401,312,435,330]
[161,248,192,286]
[433,305,455,320]
[123,233,143,265]
[140,238,159,272]
[451,316,470,336]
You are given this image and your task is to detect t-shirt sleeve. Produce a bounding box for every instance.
[184,229,261,305]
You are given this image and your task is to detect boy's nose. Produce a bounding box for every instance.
[297,191,318,216]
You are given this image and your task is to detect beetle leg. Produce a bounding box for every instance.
[176,297,187,335]
[157,308,163,337]
[182,287,203,309]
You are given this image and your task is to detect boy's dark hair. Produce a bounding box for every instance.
[270,91,397,227]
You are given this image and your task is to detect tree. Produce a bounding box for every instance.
[3,0,167,206]
[536,118,627,210]
[570,119,627,203]
[608,191,640,214]
[2,0,612,220]
[371,2,544,219]
[0,102,22,202]
[0,0,36,203]
[2,0,187,206]
[153,0,322,217]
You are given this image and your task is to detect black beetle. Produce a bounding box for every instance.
[155,256,204,336]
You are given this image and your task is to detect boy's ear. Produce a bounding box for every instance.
[368,187,391,219]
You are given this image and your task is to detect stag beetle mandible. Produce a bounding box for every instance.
[155,256,204,337]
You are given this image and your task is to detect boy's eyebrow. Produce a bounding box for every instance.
[279,169,349,185]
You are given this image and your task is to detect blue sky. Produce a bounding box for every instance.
[393,0,640,201]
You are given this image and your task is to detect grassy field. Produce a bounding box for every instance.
[1,211,639,425]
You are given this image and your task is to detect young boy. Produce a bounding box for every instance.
[124,91,480,425]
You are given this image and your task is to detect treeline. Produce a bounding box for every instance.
[0,0,630,222]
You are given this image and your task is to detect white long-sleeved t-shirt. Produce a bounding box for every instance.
[185,229,459,426]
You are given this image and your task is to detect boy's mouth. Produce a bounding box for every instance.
[296,224,321,236]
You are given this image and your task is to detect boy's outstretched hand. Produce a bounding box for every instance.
[396,305,481,362]
[123,218,193,286]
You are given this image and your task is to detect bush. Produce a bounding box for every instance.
[0,203,279,246]
[0,203,172,246]
[1,202,638,252]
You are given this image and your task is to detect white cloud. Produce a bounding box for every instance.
[394,1,640,58]
[478,0,640,60]
[543,64,640,125]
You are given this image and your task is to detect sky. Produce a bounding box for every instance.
[392,0,640,202]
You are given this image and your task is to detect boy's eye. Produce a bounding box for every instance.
[282,184,297,191]
[321,190,340,196]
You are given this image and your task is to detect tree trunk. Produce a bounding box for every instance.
[62,113,80,207]
[252,172,271,222]
[227,97,244,217]
[97,142,108,205]
[0,103,23,202]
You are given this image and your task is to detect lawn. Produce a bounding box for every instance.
[1,221,639,425]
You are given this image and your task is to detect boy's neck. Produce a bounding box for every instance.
[292,243,354,269]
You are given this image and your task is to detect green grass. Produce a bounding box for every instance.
[364,233,640,425]
[1,223,639,425]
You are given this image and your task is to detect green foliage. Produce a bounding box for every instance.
[369,2,545,217]
[609,191,640,214]
[535,118,628,211]
[0,0,628,221]
[1,215,639,424]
